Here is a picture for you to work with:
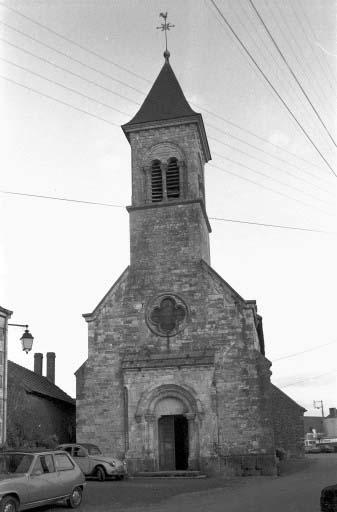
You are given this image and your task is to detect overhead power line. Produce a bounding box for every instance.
[0,38,140,106]
[273,340,337,361]
[247,0,337,149]
[1,189,335,234]
[0,2,330,178]
[0,74,119,127]
[1,57,132,118]
[209,133,333,195]
[3,53,331,209]
[3,73,335,219]
[208,0,337,177]
[212,150,334,207]
[4,33,330,194]
[276,369,336,388]
[209,163,335,217]
[0,189,123,208]
[0,21,145,96]
[0,1,151,84]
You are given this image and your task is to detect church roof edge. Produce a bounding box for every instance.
[83,266,130,321]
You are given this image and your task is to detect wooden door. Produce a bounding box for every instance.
[158,416,175,470]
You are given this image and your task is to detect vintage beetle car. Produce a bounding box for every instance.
[320,484,337,511]
[57,443,127,481]
[0,449,85,512]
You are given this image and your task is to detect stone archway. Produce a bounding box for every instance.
[135,384,203,471]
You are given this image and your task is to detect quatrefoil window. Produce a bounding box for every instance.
[146,294,188,337]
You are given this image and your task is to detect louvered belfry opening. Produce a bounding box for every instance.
[151,160,163,202]
[166,158,180,199]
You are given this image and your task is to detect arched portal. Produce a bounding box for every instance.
[135,384,203,471]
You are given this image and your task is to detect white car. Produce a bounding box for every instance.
[57,443,127,482]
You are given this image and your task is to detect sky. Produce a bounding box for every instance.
[0,0,336,418]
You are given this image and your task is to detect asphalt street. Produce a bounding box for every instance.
[42,454,337,512]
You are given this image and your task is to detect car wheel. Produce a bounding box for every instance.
[0,496,19,512]
[67,486,83,509]
[95,465,106,482]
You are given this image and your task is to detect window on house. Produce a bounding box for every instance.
[151,160,163,202]
[166,158,180,199]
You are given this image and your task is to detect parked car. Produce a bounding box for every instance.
[57,443,127,482]
[319,444,335,453]
[0,449,85,511]
[320,484,337,511]
[305,445,321,453]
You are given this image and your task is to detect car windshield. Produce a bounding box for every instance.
[0,454,34,474]
[80,444,101,455]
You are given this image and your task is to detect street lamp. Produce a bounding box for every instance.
[8,323,34,353]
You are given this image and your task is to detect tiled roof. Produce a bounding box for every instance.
[8,360,75,405]
[122,59,197,127]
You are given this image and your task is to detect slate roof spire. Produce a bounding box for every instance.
[122,57,197,128]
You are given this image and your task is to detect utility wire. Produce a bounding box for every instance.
[1,7,330,177]
[0,38,140,106]
[209,133,333,195]
[0,189,124,208]
[202,107,331,178]
[209,162,334,217]
[273,340,337,362]
[207,125,333,188]
[208,0,337,177]
[1,57,132,118]
[1,189,335,234]
[298,0,337,93]
[0,21,145,96]
[247,0,337,149]
[276,369,336,388]
[0,1,151,84]
[3,73,336,219]
[4,54,332,209]
[232,0,332,173]
[212,149,334,206]
[5,33,329,194]
[271,0,334,114]
[0,74,119,127]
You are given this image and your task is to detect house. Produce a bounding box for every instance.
[7,353,75,447]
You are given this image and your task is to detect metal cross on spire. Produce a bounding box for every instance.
[157,12,175,61]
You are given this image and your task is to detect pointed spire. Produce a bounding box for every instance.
[122,59,197,128]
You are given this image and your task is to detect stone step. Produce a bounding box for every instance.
[134,470,207,478]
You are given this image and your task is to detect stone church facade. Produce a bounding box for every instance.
[76,54,303,476]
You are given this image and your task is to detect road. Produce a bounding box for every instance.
[47,454,337,512]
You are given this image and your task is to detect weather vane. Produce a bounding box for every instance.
[157,12,175,60]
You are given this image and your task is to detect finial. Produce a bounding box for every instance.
[157,12,175,60]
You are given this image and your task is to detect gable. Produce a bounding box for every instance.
[83,266,129,322]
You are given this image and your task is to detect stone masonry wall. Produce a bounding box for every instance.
[271,384,305,458]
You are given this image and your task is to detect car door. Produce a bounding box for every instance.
[72,445,91,475]
[53,452,77,496]
[28,454,60,504]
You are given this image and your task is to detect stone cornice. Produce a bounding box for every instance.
[127,198,212,233]
[122,114,211,163]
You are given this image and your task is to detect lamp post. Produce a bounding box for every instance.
[7,324,34,354]
[0,311,34,447]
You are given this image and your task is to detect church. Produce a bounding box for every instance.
[76,49,305,476]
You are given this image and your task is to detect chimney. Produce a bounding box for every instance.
[329,408,337,418]
[46,352,55,384]
[34,353,43,376]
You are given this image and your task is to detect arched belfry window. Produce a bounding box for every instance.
[166,158,180,199]
[151,160,163,202]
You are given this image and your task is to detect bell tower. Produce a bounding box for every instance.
[122,53,212,271]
